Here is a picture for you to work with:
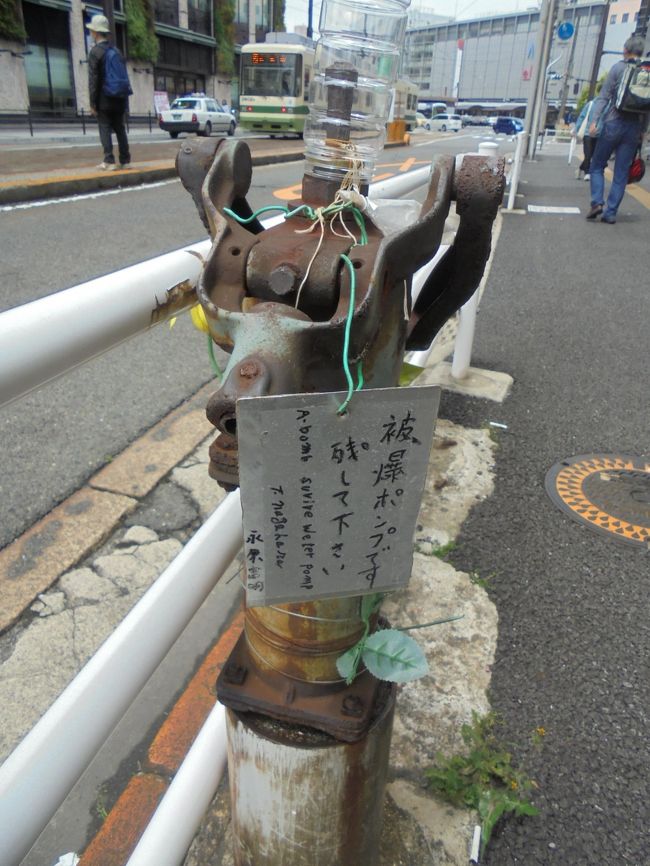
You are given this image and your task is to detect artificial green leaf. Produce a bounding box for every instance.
[361,629,429,683]
[336,641,365,685]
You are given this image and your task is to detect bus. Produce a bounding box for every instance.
[416,101,447,119]
[239,33,315,137]
[392,79,419,131]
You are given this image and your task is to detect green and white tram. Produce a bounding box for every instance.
[392,79,419,131]
[239,33,315,137]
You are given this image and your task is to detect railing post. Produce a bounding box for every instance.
[451,288,479,380]
[27,107,33,137]
[81,107,86,135]
[506,130,525,211]
[148,109,152,132]
[568,134,576,165]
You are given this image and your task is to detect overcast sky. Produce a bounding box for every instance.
[284,0,540,35]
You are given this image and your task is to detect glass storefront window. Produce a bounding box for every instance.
[22,3,74,112]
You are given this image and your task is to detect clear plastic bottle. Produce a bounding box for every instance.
[302,0,411,199]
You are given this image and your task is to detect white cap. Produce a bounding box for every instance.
[86,14,110,33]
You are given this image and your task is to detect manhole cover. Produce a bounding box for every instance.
[545,454,650,549]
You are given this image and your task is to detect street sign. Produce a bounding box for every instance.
[557,21,575,41]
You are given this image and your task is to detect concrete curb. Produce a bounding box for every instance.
[0,166,177,206]
[0,135,423,208]
[0,150,304,206]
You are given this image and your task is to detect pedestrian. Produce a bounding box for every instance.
[586,36,649,223]
[86,14,132,171]
[574,98,597,180]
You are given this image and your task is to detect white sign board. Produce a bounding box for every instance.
[237,387,440,606]
[153,91,170,113]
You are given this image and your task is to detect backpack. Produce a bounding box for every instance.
[615,59,650,114]
[102,45,133,99]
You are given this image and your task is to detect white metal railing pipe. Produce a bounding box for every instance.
[126,703,228,866]
[0,239,211,409]
[506,131,526,211]
[370,165,431,199]
[568,134,576,165]
[450,287,480,380]
[0,170,431,411]
[0,490,243,866]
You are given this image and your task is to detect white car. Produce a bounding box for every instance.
[429,113,462,133]
[158,97,237,139]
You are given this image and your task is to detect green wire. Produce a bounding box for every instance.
[222,200,368,414]
[222,204,290,224]
[337,254,363,415]
[207,333,222,379]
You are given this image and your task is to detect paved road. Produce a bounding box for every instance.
[0,130,508,551]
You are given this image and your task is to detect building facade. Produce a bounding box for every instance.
[603,0,642,72]
[0,0,273,115]
[404,2,613,109]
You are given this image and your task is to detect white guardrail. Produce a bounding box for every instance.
[0,165,488,866]
[506,131,526,212]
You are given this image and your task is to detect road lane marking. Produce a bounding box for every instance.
[414,134,480,147]
[626,183,650,210]
[399,157,416,171]
[0,179,178,212]
[527,205,581,214]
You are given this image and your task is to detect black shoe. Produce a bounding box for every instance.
[600,214,616,224]
[586,204,603,220]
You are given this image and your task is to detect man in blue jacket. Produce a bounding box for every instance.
[87,14,131,171]
[586,36,648,223]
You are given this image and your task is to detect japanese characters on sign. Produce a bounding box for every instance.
[237,387,441,606]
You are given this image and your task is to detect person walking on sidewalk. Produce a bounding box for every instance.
[586,36,648,223]
[86,14,132,171]
[574,99,597,180]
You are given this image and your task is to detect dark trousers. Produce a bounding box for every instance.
[579,135,597,173]
[97,108,130,165]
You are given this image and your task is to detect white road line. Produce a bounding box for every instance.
[414,134,478,148]
[527,205,581,214]
[0,179,179,212]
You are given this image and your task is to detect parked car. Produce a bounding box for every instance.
[493,116,524,136]
[415,111,431,130]
[428,113,462,133]
[158,97,237,139]
[463,115,492,127]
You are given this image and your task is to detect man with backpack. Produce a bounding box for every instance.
[86,14,132,171]
[586,36,649,224]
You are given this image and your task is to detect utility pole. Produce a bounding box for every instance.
[307,0,314,39]
[587,0,610,100]
[248,0,256,44]
[526,0,558,159]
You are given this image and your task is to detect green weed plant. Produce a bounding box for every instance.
[425,712,540,856]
